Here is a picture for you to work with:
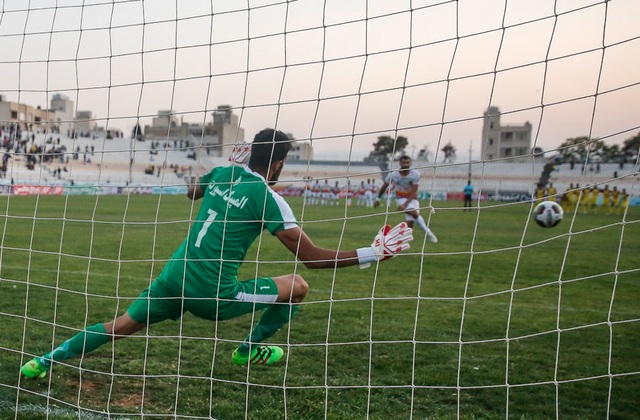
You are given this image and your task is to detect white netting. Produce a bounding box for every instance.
[2,1,639,418]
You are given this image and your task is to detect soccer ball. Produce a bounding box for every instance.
[533,200,564,228]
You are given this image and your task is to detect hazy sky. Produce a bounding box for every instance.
[0,0,638,162]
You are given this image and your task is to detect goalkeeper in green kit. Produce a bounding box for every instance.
[21,128,413,378]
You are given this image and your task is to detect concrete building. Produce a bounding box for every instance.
[151,110,180,132]
[145,110,216,143]
[144,106,244,157]
[211,105,244,157]
[0,94,56,132]
[481,106,533,162]
[288,140,314,161]
[75,110,96,135]
[50,93,75,134]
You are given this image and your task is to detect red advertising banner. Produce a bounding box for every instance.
[13,185,65,196]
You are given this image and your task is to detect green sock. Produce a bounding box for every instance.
[239,305,299,354]
[38,323,109,368]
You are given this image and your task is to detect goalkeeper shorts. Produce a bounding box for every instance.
[126,276,279,324]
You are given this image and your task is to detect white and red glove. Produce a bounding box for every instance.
[228,142,251,166]
[357,222,413,268]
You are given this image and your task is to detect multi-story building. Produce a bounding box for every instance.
[288,139,314,161]
[75,110,96,135]
[0,94,56,132]
[481,106,532,162]
[144,106,245,157]
[50,93,75,134]
[211,105,244,157]
[150,110,180,133]
[145,110,216,143]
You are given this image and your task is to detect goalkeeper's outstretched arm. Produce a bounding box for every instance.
[187,184,204,200]
[275,223,413,269]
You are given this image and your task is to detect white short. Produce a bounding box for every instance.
[396,198,420,212]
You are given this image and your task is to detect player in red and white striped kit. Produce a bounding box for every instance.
[375,155,438,243]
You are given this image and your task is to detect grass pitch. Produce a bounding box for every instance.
[1,194,638,419]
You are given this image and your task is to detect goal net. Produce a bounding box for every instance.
[3,1,639,418]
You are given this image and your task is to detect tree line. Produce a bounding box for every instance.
[364,135,457,164]
[364,132,640,164]
[557,134,640,163]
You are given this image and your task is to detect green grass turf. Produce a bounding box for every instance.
[0,194,638,419]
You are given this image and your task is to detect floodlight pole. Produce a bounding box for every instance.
[128,135,133,186]
[468,140,472,182]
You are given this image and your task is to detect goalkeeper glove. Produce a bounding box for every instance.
[228,142,251,166]
[356,222,413,268]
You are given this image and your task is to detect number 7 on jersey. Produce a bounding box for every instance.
[194,209,218,248]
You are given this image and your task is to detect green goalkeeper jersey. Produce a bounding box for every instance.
[155,165,298,299]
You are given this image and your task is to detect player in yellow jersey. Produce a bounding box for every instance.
[562,184,575,213]
[601,185,611,211]
[610,186,620,214]
[547,182,558,202]
[619,189,630,214]
[579,184,590,213]
[589,186,599,211]
[534,183,546,203]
